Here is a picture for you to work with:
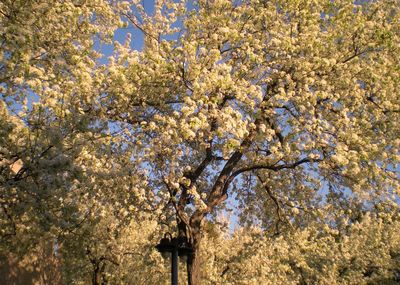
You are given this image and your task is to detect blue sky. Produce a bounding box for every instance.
[94,1,155,60]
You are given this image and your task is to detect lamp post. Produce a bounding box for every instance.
[156,233,193,285]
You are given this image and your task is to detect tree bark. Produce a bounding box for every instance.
[187,230,202,285]
[92,262,101,285]
[91,259,106,285]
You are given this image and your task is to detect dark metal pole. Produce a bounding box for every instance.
[171,247,178,285]
[186,253,192,285]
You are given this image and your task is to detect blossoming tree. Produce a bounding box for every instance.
[0,2,161,284]
[1,0,400,284]
[101,0,400,283]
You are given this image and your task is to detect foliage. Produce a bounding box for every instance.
[1,0,400,284]
[200,211,400,285]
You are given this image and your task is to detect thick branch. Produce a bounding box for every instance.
[230,157,322,179]
[188,83,279,228]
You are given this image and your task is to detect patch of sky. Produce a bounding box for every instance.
[94,0,196,65]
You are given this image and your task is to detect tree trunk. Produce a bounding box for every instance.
[92,263,101,285]
[92,260,106,285]
[186,214,203,285]
[187,234,201,285]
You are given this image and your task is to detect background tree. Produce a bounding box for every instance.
[0,0,121,248]
[0,1,157,282]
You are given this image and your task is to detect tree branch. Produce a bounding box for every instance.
[230,157,322,179]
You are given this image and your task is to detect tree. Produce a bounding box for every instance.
[59,208,167,285]
[101,0,400,283]
[1,0,400,284]
[0,0,153,273]
[0,3,167,284]
[0,0,120,244]
[198,210,400,285]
